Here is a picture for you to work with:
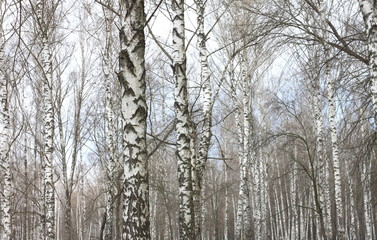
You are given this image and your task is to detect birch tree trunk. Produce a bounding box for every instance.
[231,68,244,240]
[358,3,377,237]
[36,1,55,239]
[326,66,345,239]
[0,2,12,239]
[360,117,374,239]
[118,0,150,238]
[362,157,374,240]
[253,143,261,240]
[233,58,252,240]
[172,0,195,238]
[317,4,334,237]
[309,44,328,240]
[103,3,116,239]
[240,59,252,239]
[190,123,199,239]
[193,0,213,238]
[311,72,329,240]
[358,0,377,118]
[224,163,228,240]
[291,153,298,240]
[345,160,356,240]
[261,152,268,239]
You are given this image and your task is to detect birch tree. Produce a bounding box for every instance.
[35,0,55,238]
[361,120,374,240]
[0,1,12,239]
[309,51,329,240]
[358,0,377,118]
[231,57,252,240]
[102,2,116,239]
[316,48,332,239]
[325,49,345,240]
[118,0,150,238]
[193,0,213,238]
[172,0,195,238]
[239,58,252,240]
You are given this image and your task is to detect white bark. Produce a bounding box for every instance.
[241,59,252,239]
[234,58,252,240]
[324,157,332,238]
[224,163,228,240]
[358,0,377,118]
[193,0,213,237]
[195,0,212,178]
[362,158,373,240]
[326,66,345,239]
[345,160,356,240]
[291,153,298,240]
[36,0,55,239]
[261,152,268,239]
[103,4,115,240]
[277,159,287,240]
[171,0,195,238]
[317,3,334,237]
[253,147,261,240]
[0,2,12,238]
[190,122,200,240]
[361,115,373,240]
[231,67,244,240]
[311,73,329,240]
[118,0,150,238]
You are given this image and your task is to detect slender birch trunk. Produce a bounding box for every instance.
[261,152,268,239]
[323,157,332,237]
[23,124,28,240]
[36,0,55,239]
[362,158,374,240]
[193,0,213,238]
[241,59,252,239]
[311,75,329,240]
[360,116,374,239]
[253,147,261,240]
[171,0,195,238]
[317,8,334,239]
[103,4,116,239]
[231,69,244,240]
[224,163,228,240]
[0,2,12,238]
[190,122,199,240]
[326,65,345,239]
[304,38,329,240]
[118,0,150,238]
[358,0,377,118]
[345,160,356,240]
[234,58,252,240]
[291,153,298,240]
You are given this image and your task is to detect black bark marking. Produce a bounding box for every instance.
[119,49,137,77]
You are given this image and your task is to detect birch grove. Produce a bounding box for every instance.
[0,0,377,239]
